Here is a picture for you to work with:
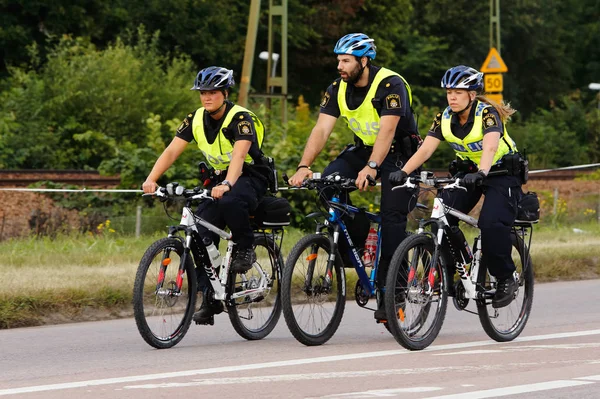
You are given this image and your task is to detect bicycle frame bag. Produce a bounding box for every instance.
[516,191,540,223]
[251,196,291,228]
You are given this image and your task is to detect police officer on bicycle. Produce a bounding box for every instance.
[142,66,273,324]
[288,33,421,321]
[390,65,524,308]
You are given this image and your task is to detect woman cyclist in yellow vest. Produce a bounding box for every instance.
[390,65,523,309]
[288,33,420,321]
[142,66,270,324]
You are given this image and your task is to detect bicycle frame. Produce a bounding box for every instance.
[312,195,382,298]
[424,196,482,300]
[162,192,274,303]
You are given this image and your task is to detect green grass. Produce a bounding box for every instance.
[0,223,599,328]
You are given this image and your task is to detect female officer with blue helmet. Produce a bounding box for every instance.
[143,66,271,324]
[390,65,524,309]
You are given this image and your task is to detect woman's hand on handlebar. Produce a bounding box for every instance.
[142,179,158,194]
[288,168,313,187]
[211,183,230,199]
[389,170,408,187]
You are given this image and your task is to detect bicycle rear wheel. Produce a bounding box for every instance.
[227,235,283,340]
[133,237,197,349]
[281,234,346,346]
[477,231,534,341]
[385,234,449,351]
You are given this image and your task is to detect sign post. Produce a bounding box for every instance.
[481,47,507,103]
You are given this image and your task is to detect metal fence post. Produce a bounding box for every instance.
[136,206,142,238]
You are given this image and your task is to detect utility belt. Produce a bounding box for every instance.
[449,152,529,183]
[354,133,419,157]
[197,158,278,193]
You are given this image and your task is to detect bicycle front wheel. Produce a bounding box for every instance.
[227,235,283,340]
[385,233,449,351]
[133,237,197,349]
[281,234,346,346]
[477,231,534,341]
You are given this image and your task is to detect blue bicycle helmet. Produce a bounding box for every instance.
[191,66,235,91]
[333,33,377,60]
[441,65,483,90]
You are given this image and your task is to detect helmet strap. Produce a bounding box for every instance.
[456,91,477,116]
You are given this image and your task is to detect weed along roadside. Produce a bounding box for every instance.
[1,225,600,329]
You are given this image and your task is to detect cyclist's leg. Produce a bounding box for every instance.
[376,153,418,319]
[478,176,521,308]
[218,176,267,272]
[193,201,226,324]
[323,146,368,266]
[439,187,482,283]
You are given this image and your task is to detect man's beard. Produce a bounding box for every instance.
[340,63,362,84]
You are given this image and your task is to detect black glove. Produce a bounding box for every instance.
[389,170,408,186]
[463,170,486,188]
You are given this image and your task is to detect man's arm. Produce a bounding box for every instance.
[288,113,338,186]
[142,136,189,193]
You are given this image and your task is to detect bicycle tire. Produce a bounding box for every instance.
[476,232,534,342]
[281,234,346,346]
[133,237,197,349]
[227,235,283,340]
[385,233,449,351]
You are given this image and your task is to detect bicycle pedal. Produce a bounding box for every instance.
[375,318,388,324]
[194,316,215,326]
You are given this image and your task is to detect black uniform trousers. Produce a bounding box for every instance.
[194,175,267,290]
[442,174,522,280]
[323,145,418,288]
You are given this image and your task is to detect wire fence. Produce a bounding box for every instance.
[0,164,599,240]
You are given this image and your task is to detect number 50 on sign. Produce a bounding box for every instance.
[484,74,503,92]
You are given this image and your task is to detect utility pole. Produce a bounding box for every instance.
[238,0,261,107]
[238,0,288,129]
[490,0,501,54]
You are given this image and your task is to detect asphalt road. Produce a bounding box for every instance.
[1,279,599,399]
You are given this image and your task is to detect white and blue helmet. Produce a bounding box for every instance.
[191,66,235,91]
[441,65,483,90]
[333,33,377,60]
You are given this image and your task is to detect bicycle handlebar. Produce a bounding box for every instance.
[282,172,376,190]
[142,183,213,201]
[392,169,508,191]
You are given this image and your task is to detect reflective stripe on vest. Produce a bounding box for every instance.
[338,67,412,146]
[191,105,265,170]
[440,101,517,166]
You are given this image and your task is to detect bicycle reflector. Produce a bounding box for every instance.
[306,254,318,261]
[162,258,171,266]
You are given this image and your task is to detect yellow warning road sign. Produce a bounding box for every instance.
[481,47,508,73]
[484,73,503,92]
[486,93,504,104]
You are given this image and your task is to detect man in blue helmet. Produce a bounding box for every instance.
[289,33,421,322]
[390,65,525,308]
[143,66,273,325]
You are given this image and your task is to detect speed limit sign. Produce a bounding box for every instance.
[484,74,503,92]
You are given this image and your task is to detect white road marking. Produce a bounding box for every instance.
[1,329,599,396]
[436,342,600,356]
[124,366,491,389]
[576,375,600,381]
[306,387,442,398]
[423,380,594,399]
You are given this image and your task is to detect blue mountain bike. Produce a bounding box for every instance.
[281,173,382,346]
